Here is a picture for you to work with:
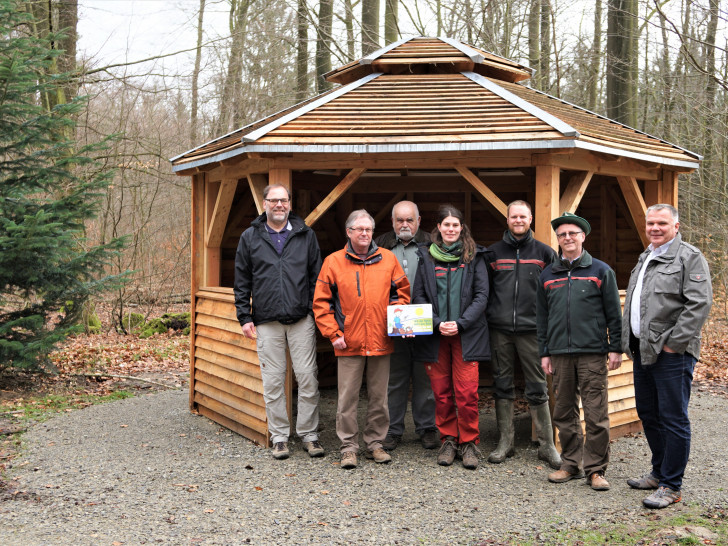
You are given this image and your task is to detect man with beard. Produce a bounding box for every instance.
[375,201,438,451]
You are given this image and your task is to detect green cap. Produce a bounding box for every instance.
[551,212,591,236]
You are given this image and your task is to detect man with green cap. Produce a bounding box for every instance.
[536,212,622,491]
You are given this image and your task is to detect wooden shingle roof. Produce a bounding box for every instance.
[171,37,700,172]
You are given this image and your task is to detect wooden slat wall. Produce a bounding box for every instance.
[192,289,268,446]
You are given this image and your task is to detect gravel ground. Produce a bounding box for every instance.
[1,385,727,545]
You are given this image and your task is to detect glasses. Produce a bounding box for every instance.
[265,198,290,205]
[348,227,373,234]
[556,231,583,240]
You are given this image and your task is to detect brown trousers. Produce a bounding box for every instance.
[336,355,390,453]
[551,353,610,477]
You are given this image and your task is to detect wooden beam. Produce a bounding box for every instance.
[247,173,267,215]
[205,178,238,247]
[534,165,560,248]
[190,173,205,411]
[305,168,366,227]
[617,176,649,247]
[455,166,508,218]
[559,170,593,214]
[204,181,221,287]
[661,170,678,206]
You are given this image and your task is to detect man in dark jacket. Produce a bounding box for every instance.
[536,212,622,491]
[234,184,323,461]
[485,201,560,469]
[374,201,437,452]
[623,204,712,509]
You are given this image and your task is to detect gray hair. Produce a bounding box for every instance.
[646,203,679,223]
[263,184,291,200]
[391,200,420,220]
[345,209,375,230]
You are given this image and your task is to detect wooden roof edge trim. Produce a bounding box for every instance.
[242,73,383,143]
[439,36,484,63]
[171,145,249,173]
[521,85,703,161]
[360,36,414,65]
[462,71,579,138]
[574,141,700,170]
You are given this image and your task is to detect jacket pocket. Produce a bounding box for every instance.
[648,320,674,343]
[654,266,681,294]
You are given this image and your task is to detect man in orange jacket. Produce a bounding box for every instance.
[314,209,410,470]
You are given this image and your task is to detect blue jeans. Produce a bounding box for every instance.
[633,347,695,491]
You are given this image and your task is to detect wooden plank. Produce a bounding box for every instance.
[195,323,257,351]
[661,170,678,206]
[247,173,267,215]
[534,165,560,248]
[269,168,291,190]
[195,298,238,321]
[198,405,268,447]
[194,391,266,433]
[559,170,593,214]
[194,344,261,378]
[195,367,263,406]
[195,379,267,421]
[205,178,238,248]
[609,420,642,440]
[195,312,247,336]
[305,168,366,227]
[196,288,235,301]
[455,167,508,218]
[617,176,649,247]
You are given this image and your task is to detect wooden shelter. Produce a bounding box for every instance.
[171,37,701,446]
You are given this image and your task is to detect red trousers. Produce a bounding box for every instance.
[424,335,480,444]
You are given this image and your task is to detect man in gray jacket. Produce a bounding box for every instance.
[623,204,712,509]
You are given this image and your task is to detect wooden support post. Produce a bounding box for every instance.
[661,170,678,206]
[559,170,593,214]
[617,176,649,247]
[534,165,560,248]
[269,168,292,191]
[190,173,205,411]
[205,178,238,248]
[644,180,660,208]
[204,181,221,287]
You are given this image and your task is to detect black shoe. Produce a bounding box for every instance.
[382,434,401,451]
[420,429,439,450]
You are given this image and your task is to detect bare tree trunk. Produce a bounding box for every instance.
[362,0,380,55]
[191,0,205,145]
[528,0,540,88]
[217,0,251,133]
[296,0,308,102]
[344,0,356,61]
[539,0,551,91]
[606,0,638,127]
[315,0,334,93]
[588,0,602,111]
[384,0,399,44]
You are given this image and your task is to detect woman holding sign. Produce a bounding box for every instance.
[412,205,490,469]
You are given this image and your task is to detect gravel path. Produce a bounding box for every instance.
[2,386,727,545]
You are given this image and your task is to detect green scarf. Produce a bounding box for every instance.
[429,242,462,263]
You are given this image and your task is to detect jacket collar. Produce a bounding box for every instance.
[378,229,429,249]
[644,233,682,263]
[502,228,533,248]
[251,212,307,233]
[552,249,592,272]
[345,240,383,265]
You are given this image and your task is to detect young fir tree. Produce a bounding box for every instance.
[0,2,125,369]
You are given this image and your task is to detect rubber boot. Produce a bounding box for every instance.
[488,399,515,463]
[530,402,562,470]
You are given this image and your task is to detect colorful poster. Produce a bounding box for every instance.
[387,304,433,336]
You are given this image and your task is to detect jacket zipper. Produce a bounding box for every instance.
[446,266,452,321]
[567,269,572,352]
[513,247,520,332]
[356,271,361,297]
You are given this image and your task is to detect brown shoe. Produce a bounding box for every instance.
[459,441,480,470]
[365,447,392,464]
[589,471,610,491]
[548,468,585,483]
[340,451,358,469]
[437,436,457,466]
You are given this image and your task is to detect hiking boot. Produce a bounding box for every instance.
[303,440,325,458]
[437,436,457,466]
[643,486,681,509]
[459,442,480,470]
[627,472,659,490]
[589,471,610,491]
[340,452,358,469]
[548,468,585,483]
[420,429,439,450]
[488,399,515,463]
[365,447,392,464]
[272,441,290,460]
[382,434,401,451]
[529,402,562,470]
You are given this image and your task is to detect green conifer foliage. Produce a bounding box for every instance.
[0,2,125,369]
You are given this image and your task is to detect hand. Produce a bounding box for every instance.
[663,345,676,353]
[541,356,552,375]
[332,336,347,350]
[439,321,458,336]
[607,351,622,371]
[242,322,257,339]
